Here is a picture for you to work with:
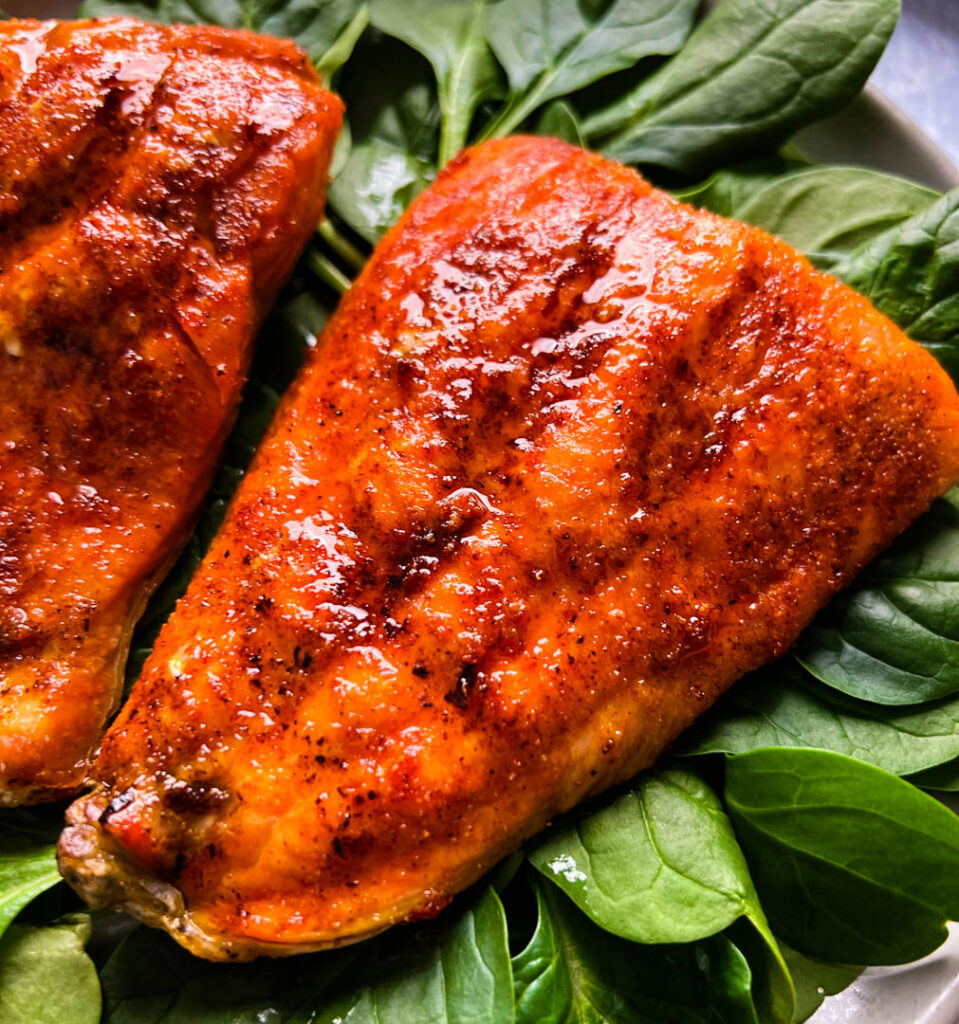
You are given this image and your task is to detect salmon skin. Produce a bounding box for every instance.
[60,136,959,960]
[0,18,342,804]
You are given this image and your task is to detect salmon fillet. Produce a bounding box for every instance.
[60,136,959,959]
[0,18,342,804]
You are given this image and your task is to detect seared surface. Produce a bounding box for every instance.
[61,137,959,958]
[0,18,342,803]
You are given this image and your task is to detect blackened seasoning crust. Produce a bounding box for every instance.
[61,136,959,961]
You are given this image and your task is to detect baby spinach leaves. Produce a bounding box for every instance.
[513,874,759,1024]
[100,924,355,1022]
[76,0,170,16]
[0,818,62,942]
[528,768,794,1023]
[584,0,899,178]
[726,748,959,965]
[78,0,368,76]
[0,916,101,1024]
[675,153,808,218]
[365,0,699,167]
[529,769,766,944]
[778,944,862,1024]
[684,660,959,776]
[369,0,501,165]
[480,0,698,140]
[832,187,959,381]
[328,34,440,241]
[0,816,81,1021]
[534,101,586,146]
[101,888,511,1024]
[263,0,369,77]
[796,489,959,706]
[721,166,937,269]
[330,137,435,243]
[314,887,512,1024]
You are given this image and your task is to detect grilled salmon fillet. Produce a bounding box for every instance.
[60,136,959,959]
[0,18,342,804]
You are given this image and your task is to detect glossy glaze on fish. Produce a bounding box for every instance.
[61,137,959,959]
[0,18,342,803]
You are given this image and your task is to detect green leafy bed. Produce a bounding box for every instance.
[4,0,959,1020]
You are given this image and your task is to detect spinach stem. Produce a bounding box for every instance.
[438,116,463,170]
[481,85,549,142]
[479,99,520,142]
[318,218,367,273]
[307,249,351,295]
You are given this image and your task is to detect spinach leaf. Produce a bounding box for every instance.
[528,768,760,943]
[100,899,508,1024]
[77,0,166,15]
[328,33,440,242]
[0,818,62,942]
[683,660,959,775]
[778,943,861,1024]
[832,187,959,381]
[528,768,793,1023]
[100,925,353,1022]
[726,748,959,965]
[369,0,502,166]
[584,0,899,178]
[480,0,698,140]
[329,138,435,244]
[733,166,937,268]
[338,34,441,162]
[534,101,586,147]
[261,0,369,78]
[513,873,758,1024]
[77,0,367,77]
[312,886,513,1024]
[675,153,807,217]
[0,916,101,1024]
[795,489,959,706]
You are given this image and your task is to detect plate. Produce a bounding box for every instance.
[7,1,959,1021]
